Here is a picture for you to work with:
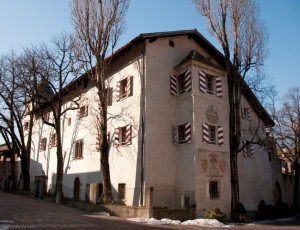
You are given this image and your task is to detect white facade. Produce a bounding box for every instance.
[26,30,288,217]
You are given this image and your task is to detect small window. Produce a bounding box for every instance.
[120,126,127,145]
[114,125,132,147]
[79,105,88,119]
[50,133,57,148]
[178,124,186,143]
[118,183,126,200]
[209,181,219,199]
[170,69,191,96]
[177,73,186,95]
[206,75,214,94]
[119,78,127,99]
[68,117,72,126]
[74,139,84,159]
[208,126,217,144]
[119,77,133,99]
[203,123,223,145]
[39,138,47,151]
[169,40,175,47]
[174,122,191,145]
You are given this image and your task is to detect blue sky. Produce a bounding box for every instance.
[0,0,299,99]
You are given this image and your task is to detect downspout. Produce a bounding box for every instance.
[131,41,146,206]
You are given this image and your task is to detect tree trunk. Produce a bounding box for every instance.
[227,66,242,215]
[99,107,113,203]
[10,153,16,191]
[55,129,64,203]
[293,160,299,209]
[19,151,30,191]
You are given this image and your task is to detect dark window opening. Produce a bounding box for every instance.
[209,181,219,199]
[206,75,214,94]
[177,73,186,95]
[118,183,126,200]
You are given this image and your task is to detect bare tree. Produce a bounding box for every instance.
[22,34,82,203]
[273,86,300,209]
[193,0,270,214]
[0,52,35,191]
[71,0,130,203]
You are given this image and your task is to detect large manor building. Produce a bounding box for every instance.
[25,30,293,217]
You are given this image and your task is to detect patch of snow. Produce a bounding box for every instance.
[0,221,13,223]
[128,217,149,223]
[128,217,225,227]
[93,211,110,216]
[182,218,225,227]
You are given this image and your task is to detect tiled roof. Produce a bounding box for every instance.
[175,50,221,69]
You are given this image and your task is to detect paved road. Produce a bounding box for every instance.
[0,191,184,230]
[0,191,299,229]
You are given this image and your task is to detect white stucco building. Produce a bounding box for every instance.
[25,30,291,217]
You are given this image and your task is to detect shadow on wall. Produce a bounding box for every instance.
[29,158,45,189]
[46,171,120,203]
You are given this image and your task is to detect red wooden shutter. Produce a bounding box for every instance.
[170,74,177,95]
[116,82,120,101]
[216,76,222,97]
[202,123,209,143]
[185,122,191,143]
[218,126,224,145]
[126,76,132,97]
[126,125,132,145]
[114,128,120,148]
[184,69,191,92]
[242,139,247,156]
[199,70,206,93]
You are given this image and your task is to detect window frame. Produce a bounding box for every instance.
[39,138,47,151]
[120,126,127,146]
[174,122,192,145]
[118,183,126,200]
[119,78,127,99]
[177,124,186,144]
[208,125,217,144]
[177,72,187,95]
[115,125,131,147]
[209,181,220,199]
[206,74,215,95]
[79,105,88,119]
[117,76,133,101]
[74,139,84,159]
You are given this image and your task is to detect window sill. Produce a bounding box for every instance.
[74,157,83,160]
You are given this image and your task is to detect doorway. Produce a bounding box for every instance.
[74,177,80,200]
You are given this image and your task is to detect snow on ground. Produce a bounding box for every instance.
[128,217,297,228]
[128,217,226,228]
